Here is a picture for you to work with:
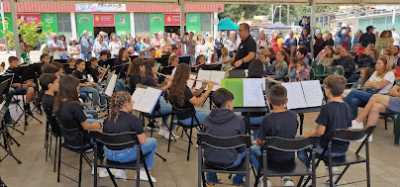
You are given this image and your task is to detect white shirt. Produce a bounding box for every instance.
[109,41,121,58]
[368,71,395,94]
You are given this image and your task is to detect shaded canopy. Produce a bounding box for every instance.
[218,18,239,31]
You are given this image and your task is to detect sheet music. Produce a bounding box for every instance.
[301,80,324,107]
[187,74,197,88]
[243,79,266,107]
[195,70,211,89]
[282,82,307,109]
[131,87,162,113]
[105,73,117,97]
[210,71,226,91]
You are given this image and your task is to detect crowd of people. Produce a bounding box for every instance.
[4,21,400,186]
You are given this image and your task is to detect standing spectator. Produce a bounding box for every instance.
[314,32,325,58]
[47,33,62,60]
[58,35,69,60]
[336,27,352,51]
[93,35,108,58]
[109,33,122,58]
[392,28,400,46]
[298,29,311,53]
[376,30,394,54]
[68,39,80,59]
[359,25,376,48]
[80,31,93,61]
[352,30,363,48]
[195,38,208,61]
[284,31,298,57]
[214,32,225,58]
[257,30,268,49]
[323,32,335,47]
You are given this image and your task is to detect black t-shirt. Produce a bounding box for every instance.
[103,111,144,150]
[86,66,99,83]
[113,59,129,79]
[72,70,88,83]
[56,100,88,146]
[316,101,352,153]
[235,36,257,69]
[169,85,195,119]
[42,94,54,115]
[64,66,75,75]
[257,111,298,171]
[6,68,23,83]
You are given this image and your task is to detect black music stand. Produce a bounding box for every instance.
[0,77,22,164]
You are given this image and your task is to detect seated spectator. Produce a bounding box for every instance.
[332,46,356,81]
[203,88,246,186]
[102,91,157,182]
[316,46,334,67]
[251,85,297,186]
[270,50,288,81]
[288,61,310,82]
[345,56,395,118]
[295,46,311,67]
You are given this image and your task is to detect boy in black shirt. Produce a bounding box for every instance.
[203,88,246,186]
[299,75,352,167]
[251,85,297,186]
[72,59,102,107]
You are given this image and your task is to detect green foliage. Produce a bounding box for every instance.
[6,20,47,50]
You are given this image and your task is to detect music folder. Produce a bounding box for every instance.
[221,78,266,107]
[104,72,117,97]
[131,86,163,114]
[281,80,324,110]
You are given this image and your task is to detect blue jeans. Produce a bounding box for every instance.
[153,97,172,126]
[115,79,127,92]
[297,145,346,168]
[80,87,101,106]
[344,90,373,119]
[179,110,209,126]
[104,138,157,170]
[80,52,92,62]
[206,152,247,185]
[250,145,263,172]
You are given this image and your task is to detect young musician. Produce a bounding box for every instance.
[299,75,352,169]
[203,88,246,186]
[127,60,144,94]
[168,54,179,76]
[251,85,297,186]
[72,59,103,107]
[54,75,102,147]
[6,56,36,112]
[39,73,60,134]
[168,63,214,125]
[40,53,51,64]
[98,50,111,67]
[64,58,76,74]
[113,48,130,79]
[86,57,101,83]
[103,91,157,182]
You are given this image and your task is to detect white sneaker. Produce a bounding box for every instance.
[111,169,127,180]
[257,177,271,187]
[139,169,157,182]
[282,176,295,186]
[351,120,364,129]
[98,168,109,178]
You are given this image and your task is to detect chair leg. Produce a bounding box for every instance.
[78,152,83,187]
[334,165,350,185]
[384,117,388,130]
[106,168,118,187]
[142,160,154,187]
[57,138,62,183]
[53,136,58,173]
[366,143,371,187]
[297,176,304,187]
[186,127,194,161]
[136,167,141,187]
[167,115,174,153]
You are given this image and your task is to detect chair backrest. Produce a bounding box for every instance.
[91,131,139,150]
[327,65,345,76]
[170,102,196,120]
[332,126,375,142]
[197,133,251,150]
[263,136,317,152]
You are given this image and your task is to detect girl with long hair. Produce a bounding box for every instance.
[103,91,157,182]
[168,63,214,125]
[271,50,289,81]
[345,56,395,118]
[54,75,102,147]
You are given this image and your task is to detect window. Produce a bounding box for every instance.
[134,13,150,34]
[200,13,211,33]
[57,13,71,37]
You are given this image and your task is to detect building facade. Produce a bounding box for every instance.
[0,1,224,39]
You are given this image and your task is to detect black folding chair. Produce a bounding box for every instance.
[167,105,201,161]
[43,106,60,173]
[56,123,92,187]
[255,137,317,187]
[197,133,251,187]
[92,131,154,187]
[303,126,375,187]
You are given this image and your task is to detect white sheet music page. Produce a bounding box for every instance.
[187,74,197,88]
[301,80,324,107]
[195,70,211,89]
[105,73,117,97]
[282,82,307,109]
[210,71,226,91]
[132,87,162,113]
[243,79,266,107]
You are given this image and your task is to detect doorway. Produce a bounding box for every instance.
[165,26,184,35]
[94,27,116,37]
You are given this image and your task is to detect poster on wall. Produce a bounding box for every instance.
[186,13,201,33]
[93,14,115,27]
[41,13,58,33]
[115,13,131,36]
[149,13,164,34]
[76,13,94,37]
[165,13,181,26]
[0,13,13,38]
[18,13,41,25]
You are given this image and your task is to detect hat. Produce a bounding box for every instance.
[366,25,375,31]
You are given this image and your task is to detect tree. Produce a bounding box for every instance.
[6,20,47,50]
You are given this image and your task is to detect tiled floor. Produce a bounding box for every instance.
[1,111,400,187]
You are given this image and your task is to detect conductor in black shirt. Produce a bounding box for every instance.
[232,23,257,70]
